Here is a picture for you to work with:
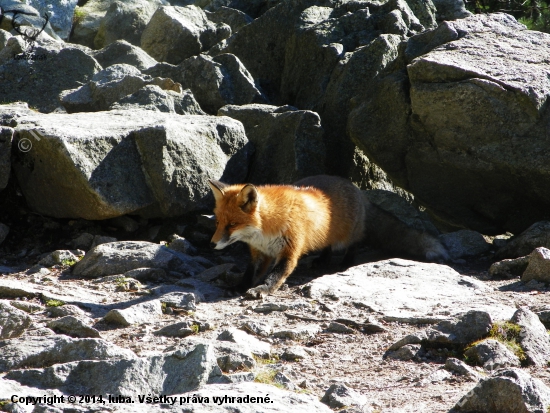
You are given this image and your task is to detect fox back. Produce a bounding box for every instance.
[209,175,366,258]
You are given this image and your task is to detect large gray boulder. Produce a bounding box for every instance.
[496,221,550,259]
[212,0,330,100]
[0,38,101,113]
[60,63,151,112]
[511,307,550,367]
[70,0,114,48]
[522,247,550,283]
[12,110,251,219]
[214,0,435,182]
[73,241,205,278]
[71,0,168,48]
[439,229,491,259]
[351,13,550,234]
[94,0,167,49]
[103,299,163,326]
[0,300,32,339]
[5,341,222,395]
[303,259,515,322]
[206,6,253,33]
[141,5,231,64]
[177,54,266,114]
[0,335,136,372]
[91,39,158,70]
[47,315,101,338]
[364,189,437,234]
[453,368,550,413]
[0,102,34,127]
[464,339,521,371]
[489,256,530,279]
[427,310,493,345]
[110,84,206,115]
[218,104,325,183]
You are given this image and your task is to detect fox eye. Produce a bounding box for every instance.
[229,222,237,227]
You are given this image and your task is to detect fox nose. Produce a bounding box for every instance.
[210,242,216,249]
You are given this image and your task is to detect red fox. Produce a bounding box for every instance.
[208,175,366,298]
[208,175,449,298]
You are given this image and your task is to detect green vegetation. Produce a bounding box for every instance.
[466,321,526,361]
[115,277,130,287]
[254,368,284,389]
[45,299,65,307]
[489,321,526,361]
[60,258,78,267]
[253,354,278,365]
[73,7,86,26]
[190,323,200,334]
[466,0,550,33]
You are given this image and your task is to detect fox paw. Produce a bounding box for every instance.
[245,285,269,300]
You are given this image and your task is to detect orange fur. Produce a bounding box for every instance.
[208,175,366,298]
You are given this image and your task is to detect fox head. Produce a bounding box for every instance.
[208,179,260,249]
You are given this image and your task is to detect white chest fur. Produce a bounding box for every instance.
[237,226,286,257]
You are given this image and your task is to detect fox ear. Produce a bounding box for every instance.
[208,179,227,204]
[237,184,258,213]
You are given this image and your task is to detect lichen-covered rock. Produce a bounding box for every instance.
[0,102,35,127]
[464,339,521,371]
[305,262,514,321]
[70,0,130,48]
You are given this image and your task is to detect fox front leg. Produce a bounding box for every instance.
[238,248,272,292]
[245,255,298,299]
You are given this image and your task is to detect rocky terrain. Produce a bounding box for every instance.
[1,0,550,411]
